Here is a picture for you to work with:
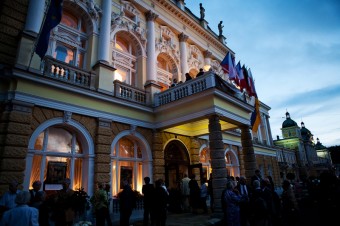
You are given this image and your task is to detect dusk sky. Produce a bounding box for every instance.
[185,0,340,147]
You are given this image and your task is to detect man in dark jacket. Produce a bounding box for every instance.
[119,179,136,226]
[142,177,155,226]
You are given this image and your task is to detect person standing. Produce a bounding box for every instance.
[236,176,251,226]
[170,78,178,87]
[188,174,200,214]
[207,173,214,212]
[196,68,204,77]
[52,178,75,226]
[28,180,47,226]
[180,174,190,212]
[104,183,113,226]
[200,178,208,214]
[185,73,192,82]
[153,179,169,226]
[281,180,299,226]
[142,176,155,226]
[0,191,39,226]
[0,180,21,214]
[118,179,136,226]
[223,180,242,226]
[251,169,262,188]
[91,183,111,226]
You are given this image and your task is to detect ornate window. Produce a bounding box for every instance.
[28,127,84,190]
[112,36,137,86]
[51,10,88,69]
[111,136,143,196]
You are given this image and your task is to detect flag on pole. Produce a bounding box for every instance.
[247,68,261,132]
[247,68,257,97]
[220,52,233,74]
[35,0,63,59]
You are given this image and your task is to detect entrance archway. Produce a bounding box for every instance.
[164,140,190,189]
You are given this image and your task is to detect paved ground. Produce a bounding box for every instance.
[110,198,324,226]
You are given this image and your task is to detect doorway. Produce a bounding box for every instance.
[164,140,190,189]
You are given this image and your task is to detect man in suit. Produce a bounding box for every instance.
[251,169,262,187]
[196,68,205,77]
[142,176,155,226]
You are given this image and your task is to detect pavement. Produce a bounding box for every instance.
[111,209,222,226]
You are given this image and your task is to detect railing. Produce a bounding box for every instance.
[154,73,214,106]
[43,56,96,90]
[154,73,245,107]
[113,80,147,105]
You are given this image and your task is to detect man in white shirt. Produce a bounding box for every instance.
[1,191,39,226]
[0,181,21,214]
[181,174,190,212]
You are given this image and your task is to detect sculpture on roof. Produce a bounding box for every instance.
[200,3,205,20]
[218,21,224,36]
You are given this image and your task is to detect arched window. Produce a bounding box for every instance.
[199,147,211,180]
[111,136,143,196]
[52,10,88,69]
[28,126,85,190]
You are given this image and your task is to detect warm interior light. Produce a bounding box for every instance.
[114,70,123,82]
[203,65,211,71]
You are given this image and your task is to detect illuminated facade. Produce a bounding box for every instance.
[274,112,333,179]
[1,0,283,214]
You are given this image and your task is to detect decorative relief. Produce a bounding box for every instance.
[85,0,102,21]
[63,111,72,123]
[155,27,180,64]
[111,6,147,49]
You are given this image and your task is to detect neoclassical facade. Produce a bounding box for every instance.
[0,0,283,215]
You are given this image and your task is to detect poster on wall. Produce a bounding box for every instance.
[46,161,67,184]
[120,166,133,189]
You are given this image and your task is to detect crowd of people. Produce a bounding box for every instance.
[1,169,339,226]
[170,69,205,88]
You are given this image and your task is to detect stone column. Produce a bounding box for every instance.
[24,0,45,34]
[152,131,165,180]
[0,100,33,193]
[204,50,212,71]
[209,115,227,217]
[178,33,189,82]
[98,0,111,63]
[145,11,158,82]
[240,125,257,182]
[94,118,113,185]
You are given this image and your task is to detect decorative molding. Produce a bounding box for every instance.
[63,111,72,123]
[178,32,189,42]
[145,10,158,21]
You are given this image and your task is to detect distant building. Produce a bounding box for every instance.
[274,112,333,180]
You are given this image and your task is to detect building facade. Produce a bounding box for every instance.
[1,0,283,214]
[274,112,333,180]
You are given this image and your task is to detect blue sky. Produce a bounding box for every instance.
[184,0,340,147]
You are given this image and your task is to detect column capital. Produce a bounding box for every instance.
[145,10,158,21]
[204,50,212,58]
[178,32,189,42]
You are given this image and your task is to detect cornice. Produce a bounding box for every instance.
[153,0,231,56]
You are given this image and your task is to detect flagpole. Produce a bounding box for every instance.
[27,0,51,70]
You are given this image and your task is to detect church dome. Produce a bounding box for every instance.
[282,112,297,128]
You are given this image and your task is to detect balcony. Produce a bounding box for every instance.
[154,73,245,107]
[44,56,96,90]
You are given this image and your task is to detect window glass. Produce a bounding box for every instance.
[119,137,134,158]
[61,11,78,29]
[47,127,72,153]
[34,132,44,151]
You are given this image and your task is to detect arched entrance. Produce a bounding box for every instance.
[164,140,190,189]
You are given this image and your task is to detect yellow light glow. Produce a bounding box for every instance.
[203,65,211,71]
[114,71,123,82]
